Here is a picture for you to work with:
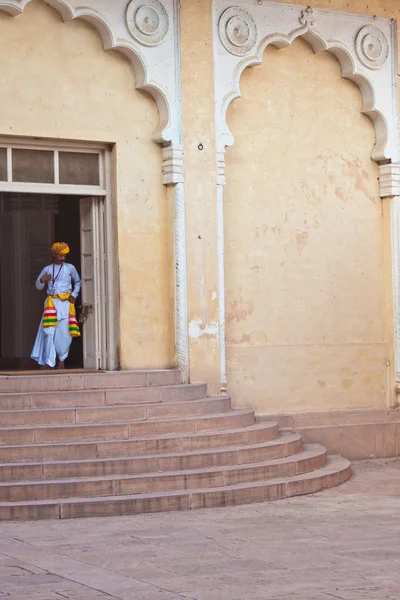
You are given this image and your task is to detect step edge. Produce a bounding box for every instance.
[0,408,254,433]
[0,394,230,415]
[0,421,280,450]
[0,433,302,468]
[0,399,238,433]
[0,447,326,487]
[0,382,206,398]
[0,455,350,508]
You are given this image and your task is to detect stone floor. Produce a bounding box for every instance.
[0,459,399,600]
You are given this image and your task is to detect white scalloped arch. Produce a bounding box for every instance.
[0,0,172,144]
[221,25,389,163]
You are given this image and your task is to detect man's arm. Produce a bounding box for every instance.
[36,267,51,291]
[70,265,82,300]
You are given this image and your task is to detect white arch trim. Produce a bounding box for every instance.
[223,29,389,163]
[214,1,399,164]
[0,0,182,147]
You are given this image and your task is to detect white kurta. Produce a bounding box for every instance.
[31,263,81,368]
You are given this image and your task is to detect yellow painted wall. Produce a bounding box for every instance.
[180,0,221,393]
[225,33,393,413]
[0,0,173,369]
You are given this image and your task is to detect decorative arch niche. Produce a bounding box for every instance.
[214,1,399,165]
[212,0,400,391]
[0,0,182,150]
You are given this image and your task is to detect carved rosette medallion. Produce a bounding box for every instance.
[356,25,389,69]
[126,0,169,46]
[218,7,257,56]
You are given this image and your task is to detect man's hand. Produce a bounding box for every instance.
[40,274,51,284]
[69,296,76,304]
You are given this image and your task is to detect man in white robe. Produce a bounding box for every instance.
[31,242,81,370]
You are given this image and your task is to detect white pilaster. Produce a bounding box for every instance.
[380,165,400,377]
[217,150,227,392]
[163,146,189,383]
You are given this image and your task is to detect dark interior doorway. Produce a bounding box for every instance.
[0,193,83,370]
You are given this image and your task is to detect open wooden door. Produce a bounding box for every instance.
[79,197,106,370]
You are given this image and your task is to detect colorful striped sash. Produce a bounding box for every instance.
[42,293,80,338]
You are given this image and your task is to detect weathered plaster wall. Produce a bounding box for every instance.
[180,0,221,393]
[0,0,173,369]
[225,30,394,413]
[1,0,397,408]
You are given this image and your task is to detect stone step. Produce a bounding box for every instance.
[0,445,327,502]
[0,396,231,427]
[0,422,279,462]
[0,432,302,481]
[0,397,234,445]
[0,456,351,520]
[0,369,181,394]
[0,383,207,411]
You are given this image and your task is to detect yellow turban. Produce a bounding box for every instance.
[51,242,70,255]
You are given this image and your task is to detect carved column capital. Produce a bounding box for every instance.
[162,145,184,185]
[379,164,400,198]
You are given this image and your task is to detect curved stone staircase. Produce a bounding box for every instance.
[0,370,351,520]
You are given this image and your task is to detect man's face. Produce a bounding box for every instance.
[53,253,66,264]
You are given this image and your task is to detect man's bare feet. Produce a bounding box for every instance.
[41,365,52,370]
[57,361,65,370]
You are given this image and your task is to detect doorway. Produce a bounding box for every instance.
[0,138,117,372]
[0,192,112,371]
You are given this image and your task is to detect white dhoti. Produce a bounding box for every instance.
[31,298,72,368]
